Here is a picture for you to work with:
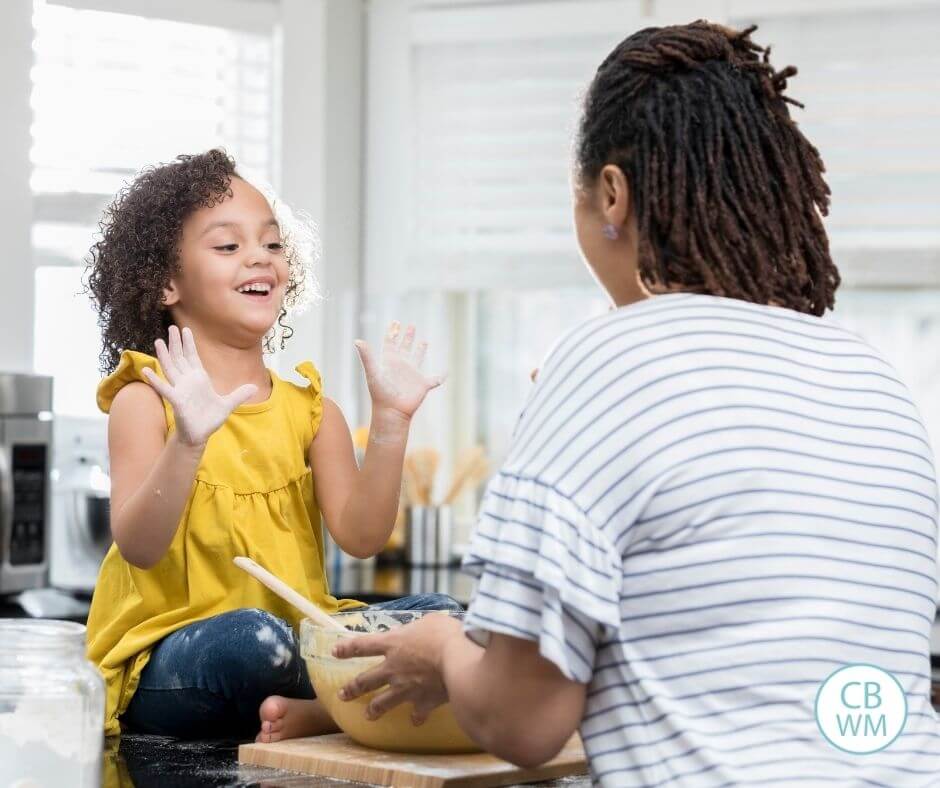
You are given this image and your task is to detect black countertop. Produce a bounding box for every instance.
[0,562,473,621]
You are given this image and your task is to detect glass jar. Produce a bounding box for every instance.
[0,619,104,787]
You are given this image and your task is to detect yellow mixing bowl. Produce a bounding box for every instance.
[300,609,480,754]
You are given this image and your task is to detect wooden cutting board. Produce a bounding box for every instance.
[238,732,587,787]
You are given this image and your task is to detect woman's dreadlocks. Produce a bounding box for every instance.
[576,20,839,315]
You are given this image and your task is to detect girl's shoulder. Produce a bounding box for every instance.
[96,349,163,414]
[97,352,328,446]
[274,360,326,439]
[285,360,322,398]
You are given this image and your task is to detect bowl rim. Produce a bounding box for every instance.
[299,609,466,658]
[301,608,466,631]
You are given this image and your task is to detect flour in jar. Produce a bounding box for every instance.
[0,696,101,787]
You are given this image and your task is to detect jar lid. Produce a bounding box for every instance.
[0,619,86,654]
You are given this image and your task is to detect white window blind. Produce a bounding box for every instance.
[414,35,605,258]
[406,17,631,291]
[30,0,278,416]
[727,3,940,281]
[398,1,940,291]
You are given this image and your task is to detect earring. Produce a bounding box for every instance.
[602,223,619,240]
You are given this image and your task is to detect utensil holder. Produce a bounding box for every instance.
[405,505,453,567]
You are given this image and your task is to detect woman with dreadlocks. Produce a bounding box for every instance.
[332,20,940,784]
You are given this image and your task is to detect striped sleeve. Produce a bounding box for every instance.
[461,470,622,683]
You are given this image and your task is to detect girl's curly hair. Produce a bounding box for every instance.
[85,148,319,374]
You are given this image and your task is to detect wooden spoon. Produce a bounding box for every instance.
[233,556,346,632]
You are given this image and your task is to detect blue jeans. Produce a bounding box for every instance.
[121,593,463,739]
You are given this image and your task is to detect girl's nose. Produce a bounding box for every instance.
[247,245,275,267]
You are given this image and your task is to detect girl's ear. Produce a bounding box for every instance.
[162,279,180,307]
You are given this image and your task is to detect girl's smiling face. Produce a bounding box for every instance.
[162,176,289,346]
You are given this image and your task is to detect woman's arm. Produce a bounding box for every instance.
[310,322,441,558]
[333,617,586,767]
[442,632,586,767]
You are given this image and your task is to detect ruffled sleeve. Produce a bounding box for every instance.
[294,361,325,438]
[461,470,623,683]
[96,350,163,414]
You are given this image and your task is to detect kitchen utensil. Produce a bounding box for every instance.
[405,506,453,567]
[441,446,489,505]
[407,448,440,506]
[232,556,345,632]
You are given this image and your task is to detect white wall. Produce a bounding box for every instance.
[276,0,366,423]
[0,0,35,373]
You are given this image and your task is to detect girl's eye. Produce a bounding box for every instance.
[267,243,284,251]
[214,244,238,252]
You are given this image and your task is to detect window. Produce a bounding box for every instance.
[725,4,940,263]
[477,287,610,463]
[364,0,658,525]
[30,0,278,416]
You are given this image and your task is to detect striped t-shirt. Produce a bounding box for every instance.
[462,292,940,786]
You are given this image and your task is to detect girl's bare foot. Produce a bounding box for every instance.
[256,696,339,743]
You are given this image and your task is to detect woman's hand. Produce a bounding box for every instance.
[332,612,462,725]
[141,325,258,448]
[354,322,443,422]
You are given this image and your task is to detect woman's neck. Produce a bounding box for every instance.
[608,272,651,308]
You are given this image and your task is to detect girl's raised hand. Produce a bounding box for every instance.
[354,322,443,421]
[141,325,258,448]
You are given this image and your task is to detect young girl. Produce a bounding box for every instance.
[83,148,459,742]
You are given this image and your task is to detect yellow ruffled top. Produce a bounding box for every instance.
[85,350,365,736]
